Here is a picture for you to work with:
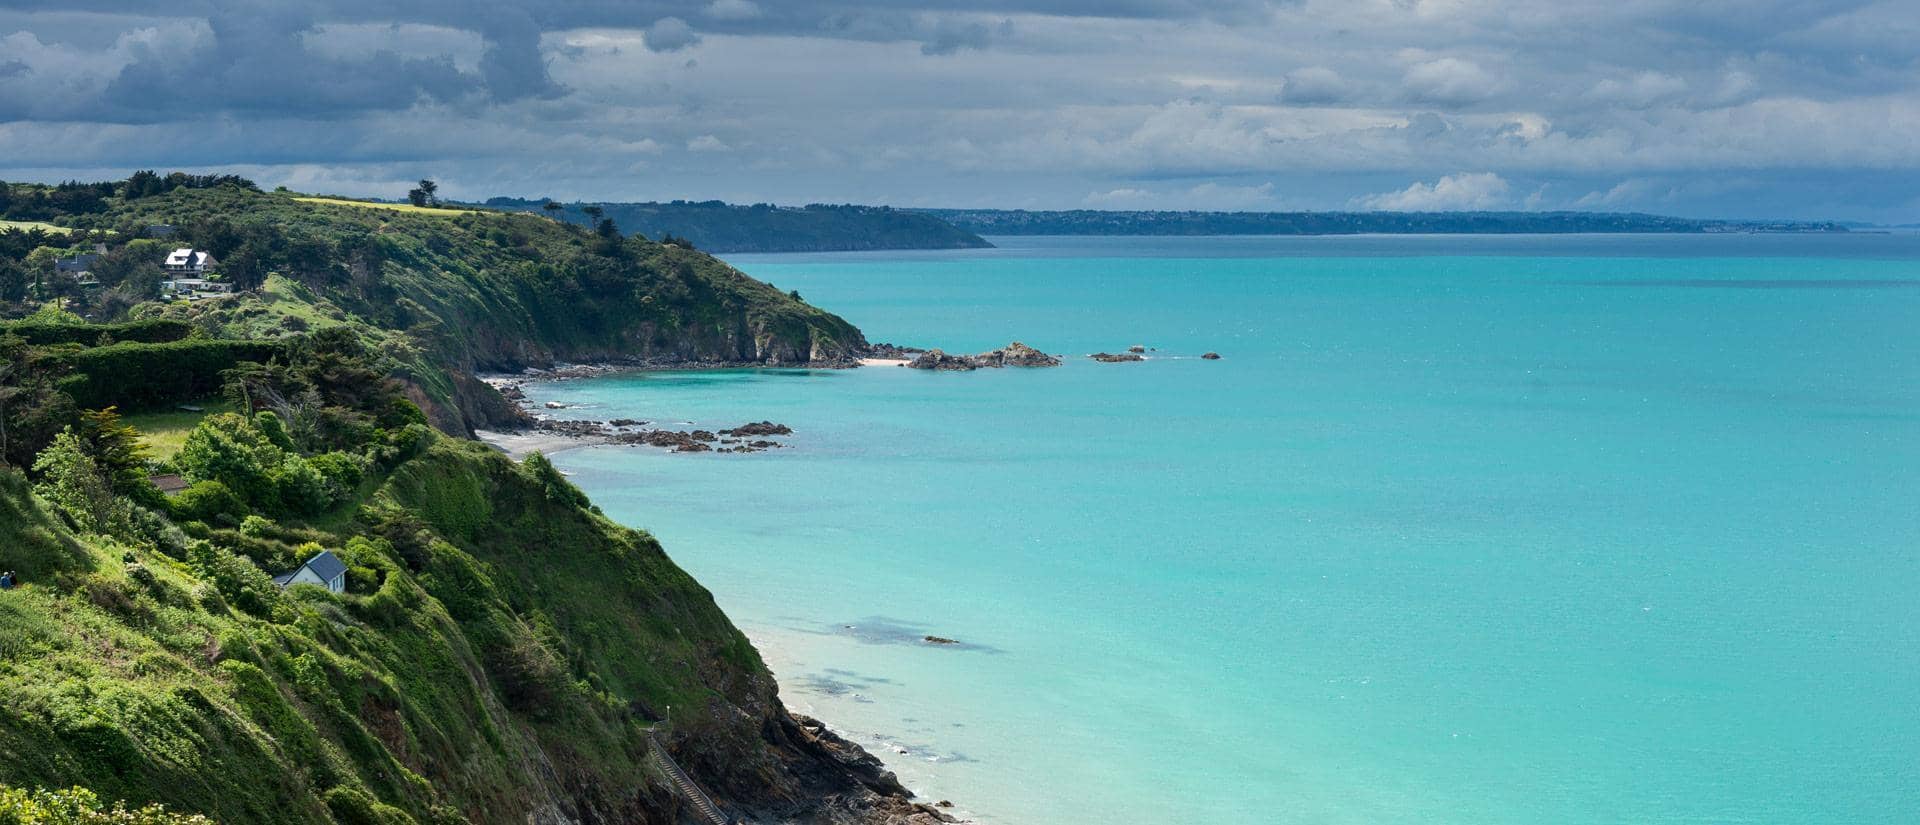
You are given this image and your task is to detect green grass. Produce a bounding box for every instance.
[0,219,73,234]
[293,197,477,217]
[123,399,234,461]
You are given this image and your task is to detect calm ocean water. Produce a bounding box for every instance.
[533,235,1920,824]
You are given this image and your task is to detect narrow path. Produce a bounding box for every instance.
[648,731,733,825]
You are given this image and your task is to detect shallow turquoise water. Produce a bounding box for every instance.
[537,236,1920,824]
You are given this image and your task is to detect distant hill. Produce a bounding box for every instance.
[480,198,993,253]
[919,209,1849,236]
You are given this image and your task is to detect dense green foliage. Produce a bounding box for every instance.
[48,340,284,411]
[0,176,868,437]
[0,320,192,347]
[0,785,212,824]
[0,339,802,825]
[483,197,993,253]
[922,208,1851,235]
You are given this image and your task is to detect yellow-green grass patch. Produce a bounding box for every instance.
[124,399,234,461]
[0,219,73,234]
[293,196,476,217]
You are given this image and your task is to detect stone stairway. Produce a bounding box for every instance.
[648,731,732,825]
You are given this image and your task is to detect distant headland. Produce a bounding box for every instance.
[916,208,1849,236]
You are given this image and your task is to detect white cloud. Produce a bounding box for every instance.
[1082,182,1277,210]
[1402,57,1503,106]
[687,134,731,152]
[1355,172,1511,210]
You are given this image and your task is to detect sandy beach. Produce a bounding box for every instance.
[474,428,603,459]
[859,357,911,367]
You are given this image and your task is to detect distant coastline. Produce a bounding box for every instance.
[474,197,995,253]
[917,208,1849,236]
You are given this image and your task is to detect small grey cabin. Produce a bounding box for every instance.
[273,549,347,594]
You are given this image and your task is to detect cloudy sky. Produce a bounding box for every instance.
[2,1,1917,221]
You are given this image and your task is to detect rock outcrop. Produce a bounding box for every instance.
[1201,351,1222,360]
[907,341,1062,370]
[1089,352,1145,363]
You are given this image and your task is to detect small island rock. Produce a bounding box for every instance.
[1201,352,1222,360]
[1089,352,1145,363]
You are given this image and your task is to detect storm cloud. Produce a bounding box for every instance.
[1,0,1916,220]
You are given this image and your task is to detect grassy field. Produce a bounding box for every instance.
[0,219,73,234]
[124,399,233,460]
[292,196,476,216]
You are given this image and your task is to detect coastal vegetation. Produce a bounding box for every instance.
[0,171,937,824]
[1,176,868,435]
[480,198,994,253]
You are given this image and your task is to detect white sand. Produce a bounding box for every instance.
[473,429,601,459]
[859,358,911,367]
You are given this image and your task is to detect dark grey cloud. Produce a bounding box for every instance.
[1,0,1917,221]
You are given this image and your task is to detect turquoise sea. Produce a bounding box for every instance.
[529,235,1920,824]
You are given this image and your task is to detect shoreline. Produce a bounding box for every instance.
[476,364,802,457]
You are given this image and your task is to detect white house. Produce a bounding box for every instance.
[272,549,348,594]
[162,248,216,276]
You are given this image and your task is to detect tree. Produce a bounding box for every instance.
[408,179,439,208]
[542,200,563,217]
[32,428,132,536]
[581,205,604,222]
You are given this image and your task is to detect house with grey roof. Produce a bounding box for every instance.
[54,253,102,285]
[273,549,348,594]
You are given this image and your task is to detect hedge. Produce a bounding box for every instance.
[49,339,284,410]
[0,318,195,346]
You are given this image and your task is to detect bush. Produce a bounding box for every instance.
[271,457,330,516]
[0,784,213,824]
[184,540,280,617]
[320,787,416,825]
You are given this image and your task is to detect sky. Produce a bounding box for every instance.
[1,1,1917,222]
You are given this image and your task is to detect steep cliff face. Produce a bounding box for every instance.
[0,441,937,824]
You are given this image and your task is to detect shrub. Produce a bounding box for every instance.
[319,787,416,825]
[169,480,247,524]
[185,540,279,617]
[0,784,213,824]
[175,414,281,508]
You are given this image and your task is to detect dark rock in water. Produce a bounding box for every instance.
[1201,351,1222,360]
[608,418,645,427]
[906,349,980,371]
[908,341,1062,370]
[973,341,1062,368]
[1127,344,1146,353]
[923,635,959,645]
[865,342,930,360]
[1090,352,1145,363]
[672,442,712,453]
[936,800,954,808]
[722,421,794,437]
